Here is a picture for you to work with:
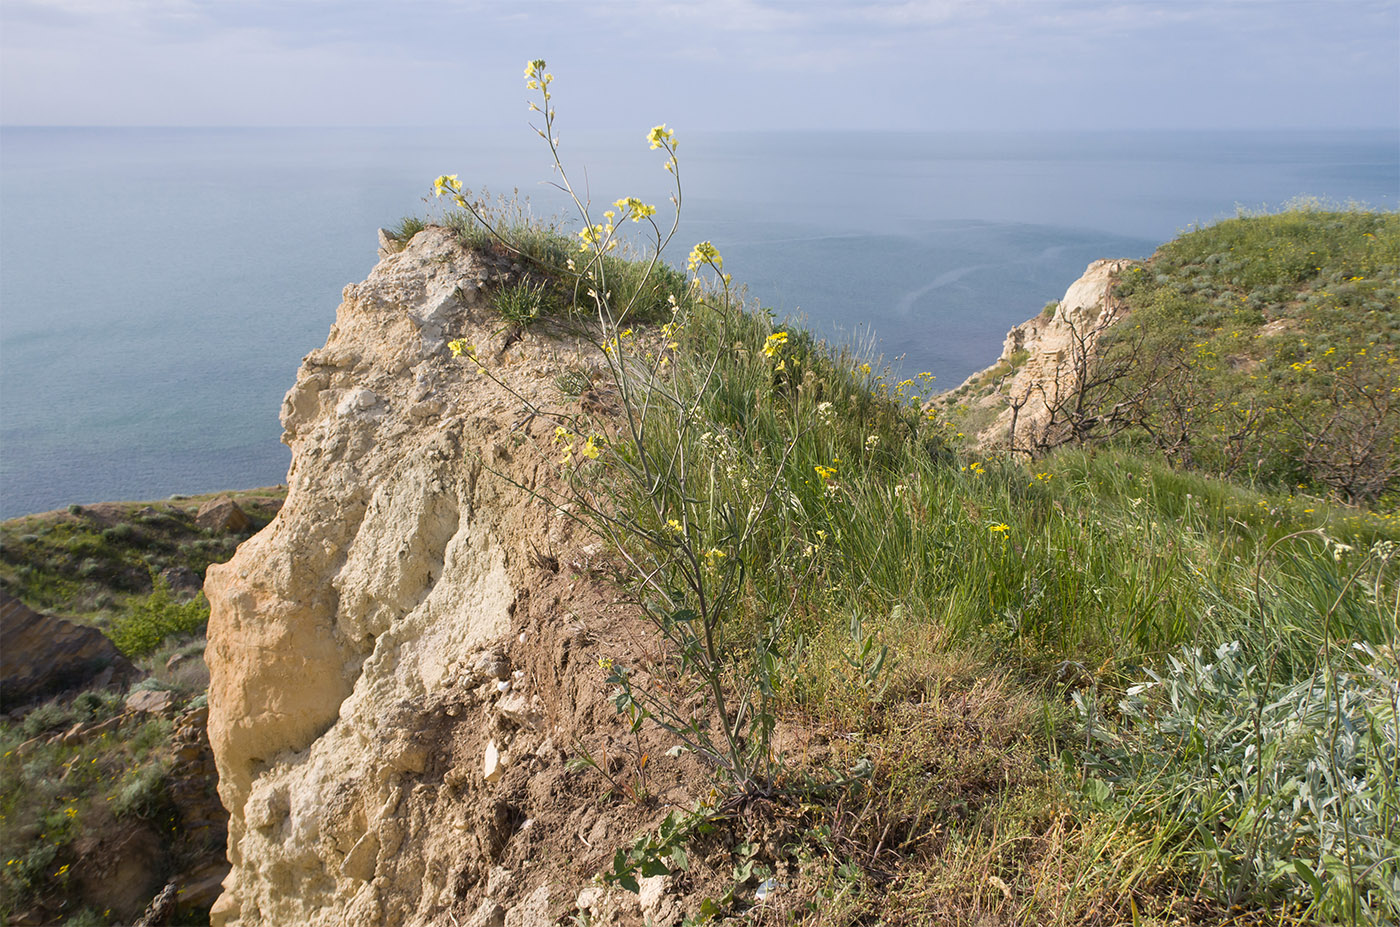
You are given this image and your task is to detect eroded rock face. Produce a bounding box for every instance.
[936,258,1134,450]
[204,229,601,926]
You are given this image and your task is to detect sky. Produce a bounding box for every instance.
[1,0,1397,131]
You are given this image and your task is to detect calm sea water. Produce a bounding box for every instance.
[1,127,1395,518]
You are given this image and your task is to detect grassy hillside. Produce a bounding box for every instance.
[426,187,1398,925]
[0,489,283,629]
[1082,206,1399,503]
[0,489,283,925]
[4,192,1395,924]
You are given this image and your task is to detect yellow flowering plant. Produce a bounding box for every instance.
[431,61,819,798]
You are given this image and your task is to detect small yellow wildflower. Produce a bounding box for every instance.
[613,197,657,221]
[598,656,614,671]
[578,222,610,251]
[705,548,726,567]
[988,523,1010,535]
[688,240,722,272]
[814,464,837,481]
[581,435,602,459]
[447,339,474,358]
[666,518,683,534]
[647,124,677,150]
[762,331,789,358]
[432,174,462,197]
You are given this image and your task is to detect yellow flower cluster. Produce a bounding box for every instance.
[688,240,722,272]
[814,464,837,482]
[613,197,657,222]
[578,220,617,253]
[553,425,603,465]
[447,340,475,358]
[524,60,553,93]
[647,124,677,150]
[433,174,463,196]
[762,331,788,358]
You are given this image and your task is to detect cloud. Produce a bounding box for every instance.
[2,0,1395,128]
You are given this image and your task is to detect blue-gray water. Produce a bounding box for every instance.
[1,127,1396,519]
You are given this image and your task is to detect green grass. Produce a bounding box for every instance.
[0,488,282,626]
[1096,206,1400,503]
[384,215,426,250]
[545,211,1400,923]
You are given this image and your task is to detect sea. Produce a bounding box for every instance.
[1,127,1396,519]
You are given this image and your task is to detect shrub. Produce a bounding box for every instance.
[112,760,170,820]
[106,581,209,658]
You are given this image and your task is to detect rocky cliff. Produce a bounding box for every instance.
[935,258,1134,451]
[205,228,699,927]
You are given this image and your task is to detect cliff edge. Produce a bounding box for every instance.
[205,228,698,927]
[934,258,1135,451]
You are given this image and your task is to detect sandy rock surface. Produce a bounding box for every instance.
[935,258,1134,450]
[205,228,697,927]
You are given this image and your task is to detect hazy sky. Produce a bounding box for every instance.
[2,0,1397,130]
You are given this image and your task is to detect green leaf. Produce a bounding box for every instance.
[1292,858,1324,898]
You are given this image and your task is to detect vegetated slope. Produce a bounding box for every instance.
[8,203,1393,926]
[212,204,1396,927]
[0,489,284,624]
[0,490,283,926]
[949,207,1400,505]
[1102,207,1399,501]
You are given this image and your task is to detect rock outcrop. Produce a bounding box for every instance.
[0,591,140,708]
[205,228,696,927]
[935,258,1134,451]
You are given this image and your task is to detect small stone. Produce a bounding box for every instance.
[639,874,681,926]
[483,739,504,783]
[336,388,380,417]
[125,688,175,714]
[408,399,443,420]
[444,764,472,789]
[575,885,604,917]
[464,899,505,927]
[473,647,510,681]
[496,691,542,730]
[485,865,515,899]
